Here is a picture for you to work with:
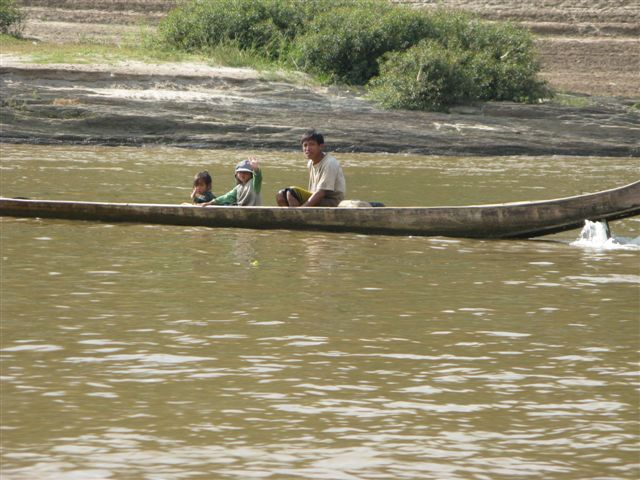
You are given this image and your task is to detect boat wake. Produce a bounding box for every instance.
[571,220,640,250]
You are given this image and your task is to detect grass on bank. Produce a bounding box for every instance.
[0,33,274,69]
[550,93,594,108]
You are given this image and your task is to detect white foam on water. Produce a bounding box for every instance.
[2,344,63,352]
[564,274,640,285]
[570,220,640,250]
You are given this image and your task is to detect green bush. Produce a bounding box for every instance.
[0,0,24,37]
[368,40,478,111]
[291,2,432,84]
[441,14,548,101]
[368,34,549,112]
[159,0,313,59]
[367,12,549,110]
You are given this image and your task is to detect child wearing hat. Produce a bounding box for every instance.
[201,157,262,206]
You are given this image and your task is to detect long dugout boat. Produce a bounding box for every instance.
[1,181,639,239]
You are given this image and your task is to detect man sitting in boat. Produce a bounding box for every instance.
[276,130,346,207]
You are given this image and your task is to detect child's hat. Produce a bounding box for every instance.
[235,159,253,174]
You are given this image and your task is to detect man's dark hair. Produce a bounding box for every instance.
[194,171,212,187]
[300,129,324,145]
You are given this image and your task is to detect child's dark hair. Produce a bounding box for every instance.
[194,171,212,188]
[300,129,324,145]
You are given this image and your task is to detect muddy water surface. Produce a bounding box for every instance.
[1,145,639,479]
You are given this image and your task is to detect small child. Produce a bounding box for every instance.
[191,171,215,204]
[201,157,262,206]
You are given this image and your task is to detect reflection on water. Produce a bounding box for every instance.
[1,145,639,479]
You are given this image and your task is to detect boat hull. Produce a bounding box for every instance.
[1,181,639,239]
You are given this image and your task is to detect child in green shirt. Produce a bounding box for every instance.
[202,157,262,206]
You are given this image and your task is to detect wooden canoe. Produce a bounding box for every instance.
[1,180,639,239]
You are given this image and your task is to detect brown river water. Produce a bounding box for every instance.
[1,145,639,479]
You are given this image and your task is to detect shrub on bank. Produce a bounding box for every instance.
[291,2,433,84]
[368,14,550,111]
[158,0,549,110]
[159,0,315,59]
[427,11,549,102]
[368,41,477,111]
[0,0,24,37]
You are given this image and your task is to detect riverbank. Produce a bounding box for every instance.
[1,0,638,156]
[1,55,638,156]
